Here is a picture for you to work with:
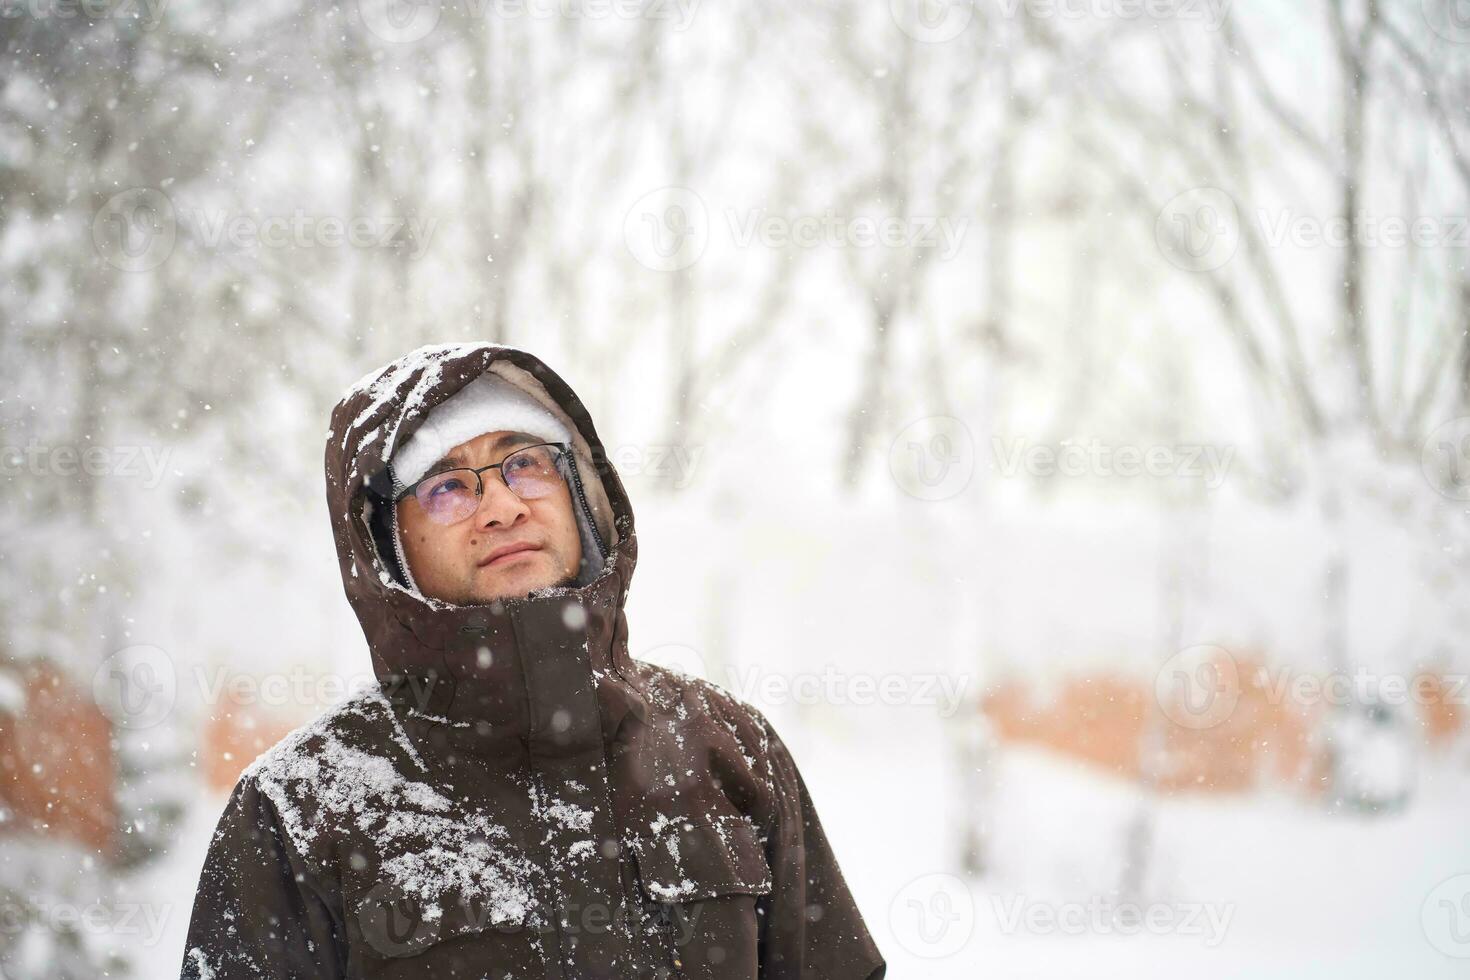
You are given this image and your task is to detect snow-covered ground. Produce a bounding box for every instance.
[813,733,1470,978]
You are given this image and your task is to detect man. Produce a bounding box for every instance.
[179,343,886,979]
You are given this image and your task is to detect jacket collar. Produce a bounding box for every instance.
[377,549,651,755]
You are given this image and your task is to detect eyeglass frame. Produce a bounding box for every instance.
[386,438,611,564]
[391,441,574,513]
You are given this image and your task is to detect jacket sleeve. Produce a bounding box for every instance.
[179,775,347,979]
[755,714,886,980]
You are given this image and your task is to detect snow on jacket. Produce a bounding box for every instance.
[179,343,886,980]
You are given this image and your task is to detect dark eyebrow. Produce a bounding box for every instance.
[421,451,466,478]
[491,431,543,454]
[421,432,544,477]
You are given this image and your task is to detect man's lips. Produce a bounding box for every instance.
[478,543,541,568]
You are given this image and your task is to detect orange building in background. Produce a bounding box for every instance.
[981,654,1464,795]
[0,661,116,855]
[201,706,296,793]
[0,659,301,857]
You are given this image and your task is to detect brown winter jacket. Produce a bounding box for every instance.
[179,343,886,980]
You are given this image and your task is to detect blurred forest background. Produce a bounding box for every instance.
[4,0,1470,976]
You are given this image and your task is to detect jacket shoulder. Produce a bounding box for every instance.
[633,661,771,730]
[236,683,434,861]
[627,662,779,793]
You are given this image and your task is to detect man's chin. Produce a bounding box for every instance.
[463,560,575,604]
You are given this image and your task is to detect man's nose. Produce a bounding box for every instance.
[474,474,530,529]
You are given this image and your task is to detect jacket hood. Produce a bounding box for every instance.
[324,343,648,740]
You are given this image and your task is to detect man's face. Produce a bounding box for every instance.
[395,430,584,604]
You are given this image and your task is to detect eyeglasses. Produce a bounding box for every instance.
[394,442,571,526]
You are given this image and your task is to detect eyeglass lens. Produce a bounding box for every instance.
[412,445,565,525]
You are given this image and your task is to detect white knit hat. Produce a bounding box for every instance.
[387,373,605,597]
[390,373,574,489]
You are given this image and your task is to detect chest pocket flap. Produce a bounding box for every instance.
[630,815,773,903]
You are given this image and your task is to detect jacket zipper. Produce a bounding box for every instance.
[564,453,609,558]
